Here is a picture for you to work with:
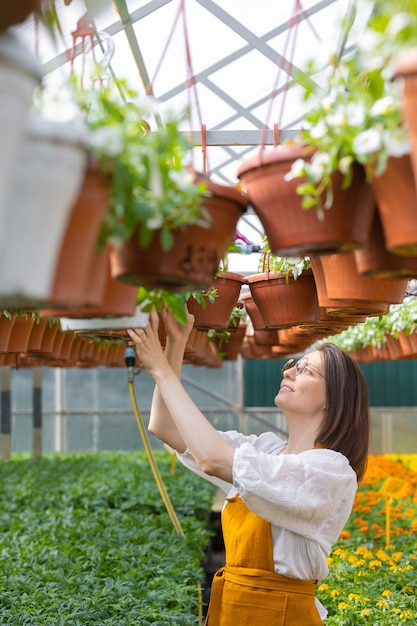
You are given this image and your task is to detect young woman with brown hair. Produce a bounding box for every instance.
[127,307,370,625]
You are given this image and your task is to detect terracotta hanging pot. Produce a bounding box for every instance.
[214,321,247,361]
[241,292,267,331]
[109,178,247,291]
[274,326,320,354]
[187,271,246,330]
[41,258,139,320]
[310,253,408,318]
[47,166,111,308]
[0,314,17,352]
[6,314,36,353]
[370,153,417,256]
[253,328,280,346]
[354,208,417,279]
[236,144,375,257]
[246,268,319,329]
[183,329,222,368]
[397,329,417,359]
[385,332,404,361]
[25,317,49,353]
[392,49,417,194]
[241,336,293,360]
[59,306,148,340]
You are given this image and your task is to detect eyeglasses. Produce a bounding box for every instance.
[281,357,325,379]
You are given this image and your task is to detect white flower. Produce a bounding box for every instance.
[370,96,395,117]
[284,158,307,181]
[322,95,336,111]
[146,215,163,230]
[382,130,411,158]
[309,120,327,139]
[353,128,382,156]
[338,155,354,175]
[309,152,330,179]
[357,28,381,53]
[327,110,346,127]
[345,103,366,127]
[90,126,123,156]
[168,168,194,188]
[387,13,410,38]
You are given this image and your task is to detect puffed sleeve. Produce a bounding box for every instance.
[233,444,357,544]
[177,430,285,493]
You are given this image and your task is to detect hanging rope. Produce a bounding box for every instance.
[201,123,208,175]
[145,0,209,174]
[260,0,322,155]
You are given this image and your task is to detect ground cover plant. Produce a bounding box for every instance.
[0,451,217,625]
[317,454,417,624]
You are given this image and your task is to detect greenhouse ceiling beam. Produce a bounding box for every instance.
[154,0,336,104]
[185,129,299,146]
[193,0,332,95]
[44,0,174,74]
[110,0,152,94]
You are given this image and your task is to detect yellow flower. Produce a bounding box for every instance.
[338,602,349,610]
[381,589,393,597]
[361,608,371,616]
[318,583,329,591]
[357,546,373,558]
[369,559,382,569]
[330,589,340,597]
[376,549,389,561]
[349,593,361,601]
[333,548,348,557]
[376,600,388,608]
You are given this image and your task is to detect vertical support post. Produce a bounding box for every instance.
[236,356,248,435]
[54,368,64,452]
[0,366,11,460]
[92,368,99,452]
[33,366,42,458]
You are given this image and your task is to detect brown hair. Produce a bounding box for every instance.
[315,343,369,482]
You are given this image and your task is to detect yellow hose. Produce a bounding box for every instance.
[128,381,204,624]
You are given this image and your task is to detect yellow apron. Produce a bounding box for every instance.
[205,494,323,626]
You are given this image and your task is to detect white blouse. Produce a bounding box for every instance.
[177,430,358,619]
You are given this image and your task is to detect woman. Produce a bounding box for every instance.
[127,307,369,626]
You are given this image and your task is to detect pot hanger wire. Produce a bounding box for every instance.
[259,0,321,155]
[145,0,209,176]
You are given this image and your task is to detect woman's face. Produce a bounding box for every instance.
[274,350,326,416]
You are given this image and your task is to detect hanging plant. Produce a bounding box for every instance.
[257,236,310,281]
[284,2,410,218]
[71,75,209,253]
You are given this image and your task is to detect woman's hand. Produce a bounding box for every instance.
[159,305,194,344]
[127,310,167,375]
